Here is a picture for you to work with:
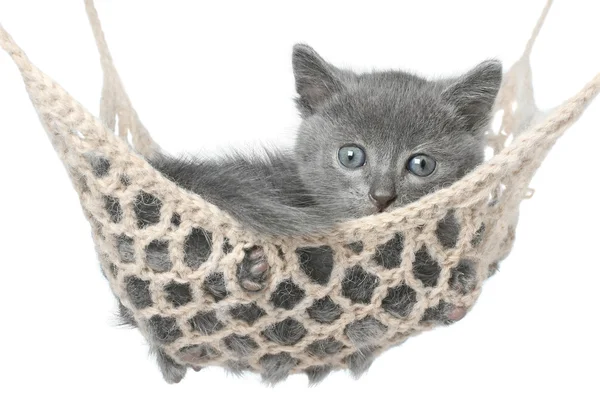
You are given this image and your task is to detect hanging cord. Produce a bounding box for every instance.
[487,0,553,199]
[490,0,554,150]
[1,0,598,220]
[84,0,161,158]
[524,0,553,58]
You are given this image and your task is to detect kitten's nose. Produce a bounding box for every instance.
[369,189,397,211]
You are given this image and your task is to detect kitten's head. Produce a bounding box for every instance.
[292,44,502,219]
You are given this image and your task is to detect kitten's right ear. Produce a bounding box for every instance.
[442,59,503,133]
[292,44,344,116]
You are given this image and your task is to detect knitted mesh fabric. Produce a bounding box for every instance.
[1,0,598,382]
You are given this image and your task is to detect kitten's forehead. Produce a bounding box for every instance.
[322,72,458,144]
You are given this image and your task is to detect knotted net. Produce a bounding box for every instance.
[1,0,598,384]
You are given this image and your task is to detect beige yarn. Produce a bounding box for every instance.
[1,0,598,379]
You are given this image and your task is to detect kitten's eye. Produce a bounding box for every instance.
[407,154,437,177]
[338,145,366,169]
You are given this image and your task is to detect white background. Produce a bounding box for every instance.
[0,1,599,399]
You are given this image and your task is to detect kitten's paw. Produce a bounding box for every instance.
[422,302,468,325]
[446,306,467,322]
[237,246,269,292]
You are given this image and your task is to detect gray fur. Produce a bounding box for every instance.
[112,44,501,383]
[203,272,228,302]
[164,281,193,307]
[421,301,457,325]
[259,352,298,385]
[306,337,345,358]
[189,310,224,335]
[145,240,172,271]
[177,344,221,364]
[305,365,332,386]
[116,301,137,327]
[116,234,134,263]
[183,228,212,269]
[381,283,417,318]
[412,248,442,287]
[225,360,252,377]
[437,212,460,248]
[306,296,343,324]
[292,44,500,223]
[229,302,267,325]
[223,334,258,357]
[149,150,333,236]
[124,276,152,309]
[341,265,380,304]
[148,44,501,237]
[449,261,478,294]
[296,245,335,284]
[344,316,388,348]
[269,279,306,310]
[153,347,187,384]
[146,315,182,344]
[262,318,307,346]
[345,346,378,378]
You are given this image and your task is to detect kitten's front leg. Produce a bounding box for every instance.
[237,246,270,292]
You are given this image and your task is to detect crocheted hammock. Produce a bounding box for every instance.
[1,0,598,384]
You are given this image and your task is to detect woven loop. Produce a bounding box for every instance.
[1,0,598,382]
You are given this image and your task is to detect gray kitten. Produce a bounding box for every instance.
[120,44,502,383]
[150,44,500,234]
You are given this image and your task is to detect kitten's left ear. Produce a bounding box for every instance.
[442,60,503,132]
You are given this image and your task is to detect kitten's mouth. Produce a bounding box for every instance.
[375,202,398,214]
[368,206,388,215]
[368,194,397,214]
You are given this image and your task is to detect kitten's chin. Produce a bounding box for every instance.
[319,202,381,222]
[352,204,382,219]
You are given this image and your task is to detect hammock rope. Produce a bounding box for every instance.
[0,0,598,384]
